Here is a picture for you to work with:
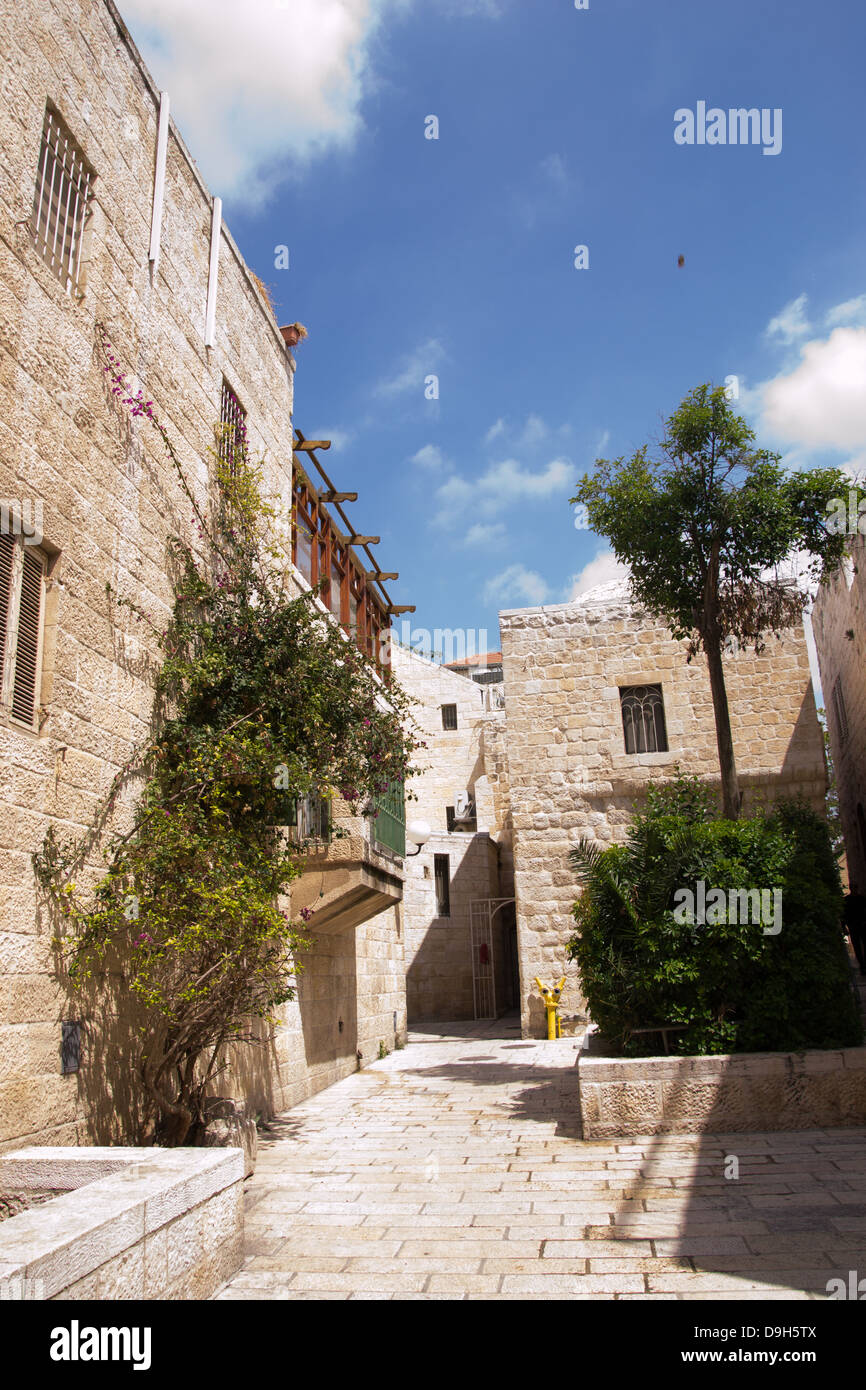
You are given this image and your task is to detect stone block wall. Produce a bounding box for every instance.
[812,535,866,890]
[499,583,827,1038]
[388,645,509,1022]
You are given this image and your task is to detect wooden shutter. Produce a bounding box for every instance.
[11,548,43,724]
[0,533,14,699]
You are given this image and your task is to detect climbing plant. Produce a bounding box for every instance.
[34,329,419,1145]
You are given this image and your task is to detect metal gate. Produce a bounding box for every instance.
[469,898,516,1020]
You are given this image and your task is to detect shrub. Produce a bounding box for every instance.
[567,773,862,1055]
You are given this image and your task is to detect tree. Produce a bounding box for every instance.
[571,383,856,819]
[34,330,419,1145]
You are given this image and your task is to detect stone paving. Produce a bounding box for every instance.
[216,1014,866,1300]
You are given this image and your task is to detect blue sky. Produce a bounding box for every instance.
[119,0,866,660]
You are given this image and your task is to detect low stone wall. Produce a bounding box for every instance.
[578,1041,866,1137]
[0,1147,243,1299]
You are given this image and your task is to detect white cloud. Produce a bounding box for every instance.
[314,427,351,453]
[764,293,811,345]
[825,293,866,328]
[567,549,629,599]
[760,327,866,451]
[539,152,570,193]
[410,444,449,471]
[480,457,571,503]
[117,0,500,204]
[484,418,506,446]
[433,455,573,525]
[463,522,506,547]
[483,564,549,607]
[374,338,445,398]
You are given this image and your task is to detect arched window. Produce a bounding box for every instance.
[619,684,668,754]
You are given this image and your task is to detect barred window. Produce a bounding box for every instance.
[619,684,668,754]
[832,676,849,745]
[0,533,47,729]
[441,703,457,730]
[31,105,93,294]
[219,379,247,475]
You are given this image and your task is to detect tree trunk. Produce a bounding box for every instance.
[704,633,741,820]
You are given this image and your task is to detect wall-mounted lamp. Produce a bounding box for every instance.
[405,819,432,857]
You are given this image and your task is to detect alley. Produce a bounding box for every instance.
[217,1020,866,1300]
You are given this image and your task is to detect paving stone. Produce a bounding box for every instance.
[217,1026,866,1301]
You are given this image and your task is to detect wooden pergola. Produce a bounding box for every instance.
[292,428,414,675]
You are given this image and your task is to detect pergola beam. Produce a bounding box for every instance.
[293,439,331,452]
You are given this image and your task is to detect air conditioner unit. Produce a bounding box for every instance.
[454,790,475,821]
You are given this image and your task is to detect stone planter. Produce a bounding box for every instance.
[0,1147,244,1300]
[577,1028,866,1137]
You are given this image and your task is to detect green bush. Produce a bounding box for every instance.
[567,774,862,1055]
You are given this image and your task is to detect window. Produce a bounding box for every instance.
[832,676,849,745]
[31,105,93,294]
[619,684,668,754]
[441,703,457,730]
[434,854,451,917]
[445,805,455,832]
[0,533,47,728]
[219,379,247,476]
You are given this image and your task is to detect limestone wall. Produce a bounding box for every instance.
[388,645,507,1022]
[499,585,827,1038]
[812,535,866,891]
[0,0,404,1147]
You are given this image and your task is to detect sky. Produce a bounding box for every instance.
[118,0,866,664]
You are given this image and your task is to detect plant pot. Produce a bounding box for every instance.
[280,324,301,347]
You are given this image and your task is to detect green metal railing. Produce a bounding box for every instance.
[372,781,405,858]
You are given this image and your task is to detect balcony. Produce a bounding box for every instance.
[288,790,404,934]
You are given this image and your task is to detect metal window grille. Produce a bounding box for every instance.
[434,854,451,917]
[832,676,849,745]
[619,684,668,754]
[219,379,247,475]
[0,534,46,728]
[441,703,457,730]
[31,105,92,294]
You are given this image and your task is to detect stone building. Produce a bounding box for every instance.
[390,643,516,1024]
[0,0,410,1150]
[812,534,866,891]
[499,581,827,1036]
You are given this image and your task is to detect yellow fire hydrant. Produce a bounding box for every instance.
[535,976,566,1039]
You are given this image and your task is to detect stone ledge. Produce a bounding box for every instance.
[577,1042,866,1137]
[0,1146,243,1300]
